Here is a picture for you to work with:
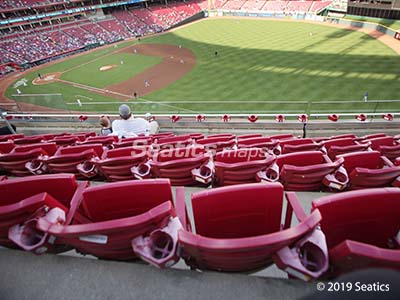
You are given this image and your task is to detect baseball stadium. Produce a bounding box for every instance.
[0,0,400,299]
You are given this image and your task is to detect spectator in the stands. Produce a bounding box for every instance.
[112,104,158,138]
[99,116,112,136]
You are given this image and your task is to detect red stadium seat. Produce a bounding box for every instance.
[367,136,400,162]
[207,133,236,139]
[257,151,348,191]
[325,151,400,190]
[13,135,45,145]
[196,136,236,153]
[321,138,370,160]
[0,148,47,176]
[353,133,387,142]
[0,141,15,154]
[28,144,104,176]
[177,182,328,278]
[153,134,193,150]
[48,136,81,147]
[132,146,211,186]
[14,142,58,156]
[279,138,322,154]
[0,174,87,251]
[268,134,294,140]
[0,134,24,142]
[237,134,263,140]
[78,146,149,181]
[151,132,175,139]
[79,136,117,148]
[195,148,276,186]
[236,137,280,154]
[113,137,152,148]
[311,188,400,278]
[35,179,179,263]
[188,133,205,141]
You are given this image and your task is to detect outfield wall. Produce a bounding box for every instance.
[326,17,399,38]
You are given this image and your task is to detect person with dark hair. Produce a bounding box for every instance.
[0,124,16,135]
[99,116,112,136]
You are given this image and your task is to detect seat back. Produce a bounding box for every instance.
[280,138,314,147]
[155,134,192,149]
[151,132,174,139]
[329,134,356,140]
[340,151,382,173]
[114,137,152,148]
[85,136,118,143]
[276,151,324,168]
[13,142,57,156]
[0,134,24,142]
[81,179,173,222]
[105,146,148,159]
[207,133,235,139]
[0,141,15,154]
[155,146,205,163]
[0,174,78,207]
[197,136,236,148]
[237,137,274,147]
[192,182,283,238]
[215,148,266,163]
[312,188,400,249]
[268,134,294,140]
[368,136,394,150]
[322,138,354,150]
[13,136,44,145]
[57,144,104,157]
[237,134,263,140]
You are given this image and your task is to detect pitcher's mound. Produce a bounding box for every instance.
[32,72,62,85]
[99,65,117,71]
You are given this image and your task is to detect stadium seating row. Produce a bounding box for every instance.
[0,0,330,12]
[0,2,202,66]
[0,175,399,279]
[1,132,399,191]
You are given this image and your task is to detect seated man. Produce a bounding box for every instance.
[112,104,158,138]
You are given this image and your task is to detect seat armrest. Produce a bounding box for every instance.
[284,192,307,228]
[175,187,190,231]
[65,181,90,225]
[381,155,394,167]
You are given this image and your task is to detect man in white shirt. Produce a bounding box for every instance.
[112,104,159,138]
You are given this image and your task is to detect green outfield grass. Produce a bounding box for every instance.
[6,18,400,114]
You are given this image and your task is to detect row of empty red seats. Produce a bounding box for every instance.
[1,132,399,191]
[1,174,398,278]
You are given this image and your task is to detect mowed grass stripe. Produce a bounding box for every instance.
[144,19,399,107]
[61,53,162,88]
[6,18,400,113]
